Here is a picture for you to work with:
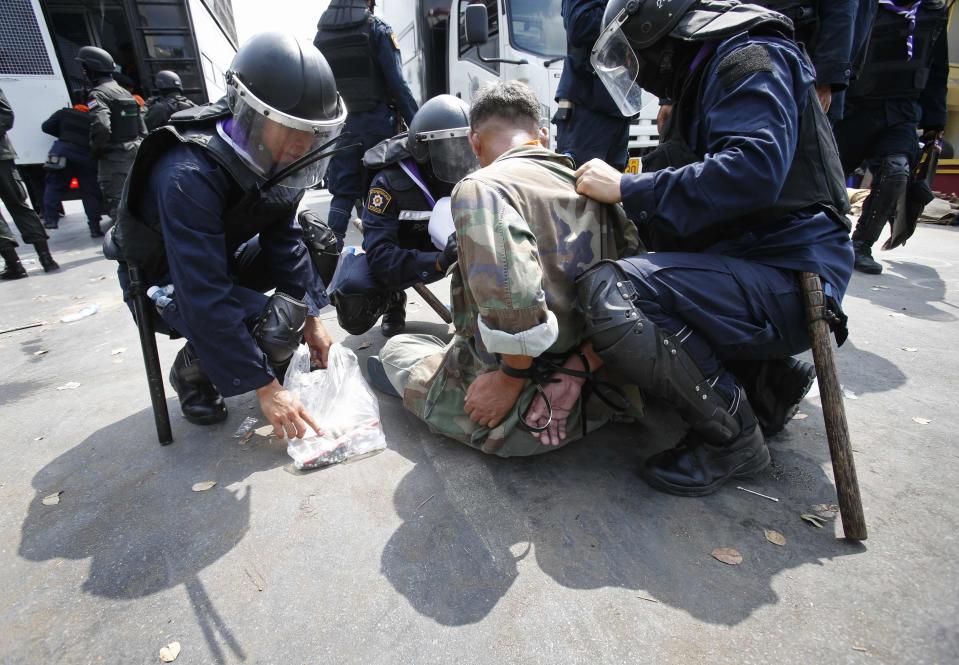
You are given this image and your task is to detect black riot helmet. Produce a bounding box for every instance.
[406,94,478,184]
[591,0,789,113]
[224,31,346,188]
[75,46,116,75]
[154,70,183,92]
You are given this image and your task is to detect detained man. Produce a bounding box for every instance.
[369,81,640,457]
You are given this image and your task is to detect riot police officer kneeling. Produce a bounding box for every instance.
[329,95,475,337]
[111,33,347,439]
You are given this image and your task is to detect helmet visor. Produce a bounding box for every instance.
[591,10,644,117]
[226,80,346,188]
[421,127,480,184]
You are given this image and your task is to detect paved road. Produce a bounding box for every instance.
[0,193,956,664]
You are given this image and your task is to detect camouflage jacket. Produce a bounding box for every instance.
[402,145,640,456]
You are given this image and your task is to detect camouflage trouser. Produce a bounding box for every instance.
[97,146,136,222]
[380,333,618,458]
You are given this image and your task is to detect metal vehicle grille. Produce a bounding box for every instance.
[0,0,55,76]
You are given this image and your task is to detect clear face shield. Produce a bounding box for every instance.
[226,78,347,189]
[590,9,645,117]
[417,127,480,184]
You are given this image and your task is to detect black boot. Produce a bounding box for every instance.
[853,241,883,275]
[43,219,58,230]
[576,261,770,496]
[641,391,770,496]
[88,220,104,238]
[380,291,407,337]
[727,357,816,436]
[34,242,59,272]
[1,247,28,280]
[169,344,228,425]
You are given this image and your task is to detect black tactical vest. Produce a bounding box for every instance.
[115,101,302,278]
[641,39,850,253]
[91,79,142,143]
[314,3,389,114]
[847,2,947,101]
[58,108,92,147]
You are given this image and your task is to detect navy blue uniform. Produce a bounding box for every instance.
[40,108,101,227]
[122,144,327,396]
[361,166,448,289]
[616,34,853,383]
[322,17,418,240]
[555,0,630,170]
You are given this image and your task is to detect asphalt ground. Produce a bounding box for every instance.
[0,192,957,664]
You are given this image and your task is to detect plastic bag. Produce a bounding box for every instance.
[283,343,386,469]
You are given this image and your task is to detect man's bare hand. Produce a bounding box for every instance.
[304,316,333,369]
[575,159,624,204]
[524,373,584,446]
[256,380,321,439]
[816,84,832,114]
[464,370,525,429]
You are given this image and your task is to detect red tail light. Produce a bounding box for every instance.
[69,177,79,189]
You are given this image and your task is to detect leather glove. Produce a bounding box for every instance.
[436,232,458,272]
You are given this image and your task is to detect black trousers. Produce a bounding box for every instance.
[0,159,48,249]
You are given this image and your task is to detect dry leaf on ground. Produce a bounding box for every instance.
[711,548,743,565]
[902,347,918,353]
[842,388,858,400]
[764,529,786,546]
[812,503,840,519]
[912,417,931,425]
[41,491,63,506]
[33,350,48,356]
[34,436,44,441]
[191,481,216,492]
[801,513,826,528]
[159,641,181,662]
[792,412,808,420]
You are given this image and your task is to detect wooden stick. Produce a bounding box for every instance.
[800,272,866,540]
[412,282,452,324]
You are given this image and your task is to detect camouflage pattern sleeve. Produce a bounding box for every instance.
[452,177,559,357]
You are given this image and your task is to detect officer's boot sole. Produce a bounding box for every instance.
[640,428,771,497]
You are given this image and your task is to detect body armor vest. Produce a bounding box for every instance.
[314,4,390,114]
[58,108,92,147]
[91,80,142,143]
[115,101,302,278]
[847,3,947,102]
[641,40,850,253]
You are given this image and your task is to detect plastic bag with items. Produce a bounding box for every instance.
[283,343,386,469]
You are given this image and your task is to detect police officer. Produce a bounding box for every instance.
[555,0,632,170]
[78,45,146,237]
[40,94,102,232]
[574,0,853,496]
[833,0,949,274]
[144,70,197,131]
[112,32,346,437]
[357,94,473,336]
[0,86,59,279]
[314,0,419,249]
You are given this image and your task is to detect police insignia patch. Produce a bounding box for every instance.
[367,188,393,214]
[390,32,401,51]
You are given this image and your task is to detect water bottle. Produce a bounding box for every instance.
[147,284,175,312]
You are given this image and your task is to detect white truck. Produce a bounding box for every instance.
[378,0,659,172]
[0,0,238,206]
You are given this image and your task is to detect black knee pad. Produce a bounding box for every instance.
[253,292,308,366]
[576,260,654,354]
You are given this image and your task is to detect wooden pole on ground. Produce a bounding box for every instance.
[413,282,452,324]
[800,272,866,540]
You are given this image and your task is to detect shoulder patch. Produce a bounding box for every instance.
[390,32,401,51]
[87,99,99,109]
[367,187,393,215]
[716,44,773,89]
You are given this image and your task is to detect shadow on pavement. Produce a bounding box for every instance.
[18,402,287,662]
[380,398,866,627]
[847,257,957,322]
